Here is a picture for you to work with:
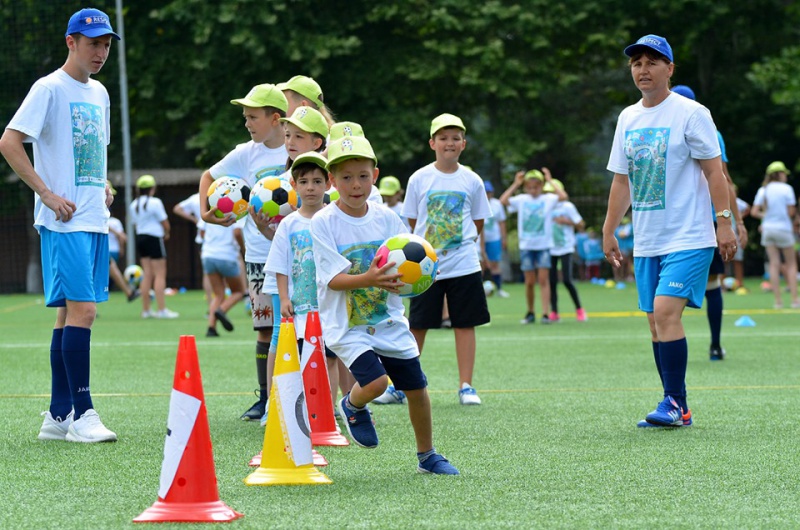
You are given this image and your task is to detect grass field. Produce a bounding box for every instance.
[1,280,799,529]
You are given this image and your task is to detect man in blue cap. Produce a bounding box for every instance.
[0,8,121,443]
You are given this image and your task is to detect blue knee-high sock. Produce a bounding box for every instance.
[652,341,663,388]
[62,326,93,419]
[706,287,723,348]
[659,338,688,412]
[492,274,502,289]
[49,328,71,419]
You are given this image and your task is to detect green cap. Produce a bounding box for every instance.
[106,179,117,196]
[280,106,329,138]
[277,75,324,108]
[230,83,288,112]
[291,151,328,173]
[430,113,466,138]
[329,121,364,142]
[524,169,544,181]
[326,136,378,169]
[543,178,564,192]
[766,161,790,175]
[136,174,156,188]
[378,176,401,196]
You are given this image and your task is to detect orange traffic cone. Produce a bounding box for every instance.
[134,336,243,523]
[244,319,331,486]
[301,311,349,446]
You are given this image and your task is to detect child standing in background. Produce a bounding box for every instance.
[481,180,509,297]
[546,178,586,322]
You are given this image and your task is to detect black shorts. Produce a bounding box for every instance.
[709,247,725,276]
[298,338,337,359]
[136,234,166,259]
[408,271,490,329]
[349,351,427,391]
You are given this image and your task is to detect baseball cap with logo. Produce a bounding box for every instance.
[329,121,365,142]
[624,34,673,63]
[430,113,466,138]
[66,8,120,40]
[766,161,790,175]
[280,106,329,138]
[291,151,328,173]
[326,136,378,169]
[378,176,402,196]
[277,75,324,108]
[136,175,156,189]
[230,84,288,113]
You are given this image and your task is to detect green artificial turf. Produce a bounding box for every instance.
[0,280,798,529]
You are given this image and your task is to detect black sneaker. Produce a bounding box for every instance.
[215,309,234,332]
[520,312,535,324]
[240,391,267,421]
[709,346,726,361]
[541,315,553,325]
[127,289,140,302]
[206,327,219,337]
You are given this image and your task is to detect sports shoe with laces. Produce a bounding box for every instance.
[338,395,378,448]
[154,308,179,319]
[206,327,219,337]
[645,396,685,426]
[496,289,511,298]
[373,385,407,405]
[38,411,74,441]
[520,312,535,324]
[241,391,267,421]
[141,309,154,319]
[576,308,588,322]
[214,309,234,332]
[548,312,560,322]
[417,453,460,475]
[458,383,482,405]
[709,346,726,361]
[65,409,117,443]
[638,408,692,428]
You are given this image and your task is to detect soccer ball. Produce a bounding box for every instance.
[250,177,298,223]
[722,277,735,290]
[124,264,143,288]
[207,176,251,220]
[323,188,340,205]
[483,280,496,297]
[375,234,438,297]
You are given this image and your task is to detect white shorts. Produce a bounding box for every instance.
[761,228,795,248]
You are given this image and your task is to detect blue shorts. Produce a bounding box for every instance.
[484,240,502,262]
[520,249,551,271]
[110,251,120,263]
[349,351,427,391]
[202,257,240,278]
[270,293,281,349]
[634,248,715,313]
[41,228,109,307]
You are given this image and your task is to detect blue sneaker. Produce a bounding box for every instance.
[637,409,692,428]
[338,395,378,448]
[417,453,460,475]
[645,396,687,426]
[373,385,407,405]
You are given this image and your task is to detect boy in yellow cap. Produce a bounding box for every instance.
[199,83,289,421]
[278,75,336,128]
[402,113,492,405]
[311,135,458,474]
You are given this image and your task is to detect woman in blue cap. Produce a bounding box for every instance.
[602,34,737,428]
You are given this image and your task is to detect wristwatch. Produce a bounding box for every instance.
[715,209,732,219]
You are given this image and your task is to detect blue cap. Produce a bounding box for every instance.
[484,180,494,193]
[624,34,672,62]
[671,85,696,100]
[66,8,120,40]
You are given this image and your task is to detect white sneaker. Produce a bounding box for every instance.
[496,289,511,298]
[154,308,179,319]
[65,409,117,443]
[38,411,73,441]
[458,383,482,405]
[141,309,154,319]
[372,385,407,405]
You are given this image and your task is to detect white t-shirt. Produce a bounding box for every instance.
[550,201,583,256]
[483,197,506,243]
[177,193,203,244]
[265,211,319,338]
[129,196,167,237]
[200,219,241,263]
[208,141,287,263]
[385,201,412,231]
[311,203,418,367]
[108,217,123,253]
[507,193,560,251]
[753,182,796,233]
[7,69,111,234]
[402,163,491,279]
[607,93,720,257]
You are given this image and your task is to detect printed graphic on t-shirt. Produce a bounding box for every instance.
[290,229,317,314]
[625,128,668,211]
[425,190,466,250]
[71,102,105,187]
[339,240,389,326]
[255,165,287,181]
[521,201,545,238]
[552,221,566,248]
[485,215,496,233]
